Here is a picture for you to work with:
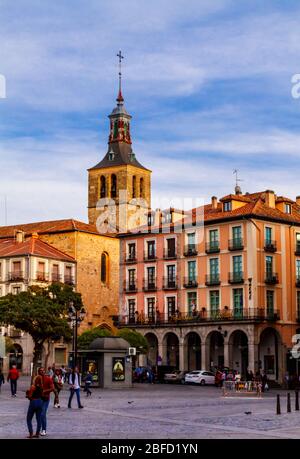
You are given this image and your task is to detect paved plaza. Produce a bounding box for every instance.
[1,378,300,439]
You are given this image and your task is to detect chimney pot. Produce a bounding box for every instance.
[211,196,218,210]
[265,190,275,209]
[15,230,25,244]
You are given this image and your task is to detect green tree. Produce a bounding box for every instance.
[78,327,112,349]
[116,328,149,354]
[0,283,82,376]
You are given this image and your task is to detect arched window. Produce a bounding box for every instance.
[111,174,117,198]
[101,252,109,284]
[100,176,106,198]
[140,177,144,198]
[132,176,136,198]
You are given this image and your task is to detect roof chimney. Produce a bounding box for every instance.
[296,196,300,206]
[265,190,275,209]
[15,230,25,244]
[211,196,218,210]
[32,232,39,239]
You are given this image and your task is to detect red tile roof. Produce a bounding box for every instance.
[0,218,107,239]
[0,237,75,261]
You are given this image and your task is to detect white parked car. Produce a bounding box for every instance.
[184,370,215,385]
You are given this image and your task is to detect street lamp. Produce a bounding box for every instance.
[67,302,86,369]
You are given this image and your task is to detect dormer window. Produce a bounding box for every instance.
[223,201,232,212]
[129,152,136,162]
[285,203,291,214]
[108,151,115,161]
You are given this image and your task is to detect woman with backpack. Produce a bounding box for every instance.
[26,375,43,438]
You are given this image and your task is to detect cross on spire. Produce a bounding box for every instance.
[116,50,124,102]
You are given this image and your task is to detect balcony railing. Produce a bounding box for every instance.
[228,238,244,251]
[183,277,198,288]
[51,273,62,282]
[162,276,178,290]
[64,275,75,286]
[115,308,280,327]
[125,254,137,264]
[35,271,49,282]
[296,277,300,288]
[7,271,24,282]
[124,281,137,293]
[144,251,157,261]
[205,241,220,254]
[264,240,277,252]
[295,243,300,256]
[184,245,198,257]
[143,278,157,291]
[228,271,244,284]
[163,248,177,260]
[205,274,220,286]
[265,272,279,284]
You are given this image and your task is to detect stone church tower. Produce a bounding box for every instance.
[88,77,151,233]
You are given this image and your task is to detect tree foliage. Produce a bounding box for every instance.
[116,328,149,354]
[77,327,112,349]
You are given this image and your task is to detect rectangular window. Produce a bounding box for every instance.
[128,243,136,260]
[0,262,2,279]
[266,256,273,274]
[188,233,195,245]
[167,297,176,319]
[147,298,155,321]
[147,267,155,286]
[13,286,21,295]
[296,233,300,253]
[128,269,136,290]
[12,261,22,281]
[285,203,291,214]
[209,258,219,279]
[52,264,59,282]
[188,261,196,281]
[232,226,242,240]
[266,290,274,316]
[167,265,176,281]
[210,290,220,317]
[167,238,176,257]
[233,288,243,318]
[233,255,242,273]
[37,262,45,281]
[188,292,197,315]
[209,229,219,251]
[297,291,300,318]
[265,227,272,244]
[65,266,72,283]
[297,260,300,280]
[224,201,232,212]
[128,299,136,323]
[54,348,66,365]
[147,241,156,259]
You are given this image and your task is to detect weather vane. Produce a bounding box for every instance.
[116,50,124,94]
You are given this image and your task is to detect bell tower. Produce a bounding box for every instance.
[88,51,151,233]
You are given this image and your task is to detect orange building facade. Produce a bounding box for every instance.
[118,190,300,383]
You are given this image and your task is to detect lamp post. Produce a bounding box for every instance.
[68,302,86,369]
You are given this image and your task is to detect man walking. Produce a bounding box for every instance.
[7,364,19,397]
[38,367,54,436]
[68,367,84,409]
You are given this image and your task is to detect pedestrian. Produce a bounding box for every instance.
[7,364,19,397]
[255,371,262,397]
[83,371,93,397]
[261,371,268,392]
[26,375,43,438]
[0,368,4,391]
[47,366,54,378]
[68,367,84,409]
[60,365,67,383]
[53,369,63,408]
[38,367,54,436]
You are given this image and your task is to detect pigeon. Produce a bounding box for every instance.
[244,411,252,415]
[128,401,134,404]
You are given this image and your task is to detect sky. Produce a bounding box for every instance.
[1,0,300,225]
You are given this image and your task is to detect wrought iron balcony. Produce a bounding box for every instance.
[265,272,279,284]
[143,251,157,261]
[7,271,24,282]
[125,254,137,264]
[183,277,198,288]
[205,274,220,286]
[115,308,281,327]
[264,240,277,252]
[162,276,178,290]
[205,241,220,254]
[64,275,75,286]
[124,281,137,293]
[228,272,244,284]
[163,248,177,260]
[143,278,157,291]
[184,245,198,257]
[228,238,244,251]
[35,271,49,282]
[51,273,62,282]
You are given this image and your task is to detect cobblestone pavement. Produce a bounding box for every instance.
[1,378,300,439]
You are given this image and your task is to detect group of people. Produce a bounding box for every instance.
[133,366,155,383]
[214,368,269,395]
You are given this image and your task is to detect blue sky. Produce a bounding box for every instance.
[1,0,300,224]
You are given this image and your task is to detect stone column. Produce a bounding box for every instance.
[179,337,185,371]
[201,342,208,370]
[158,339,167,365]
[224,339,230,368]
[248,342,259,373]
